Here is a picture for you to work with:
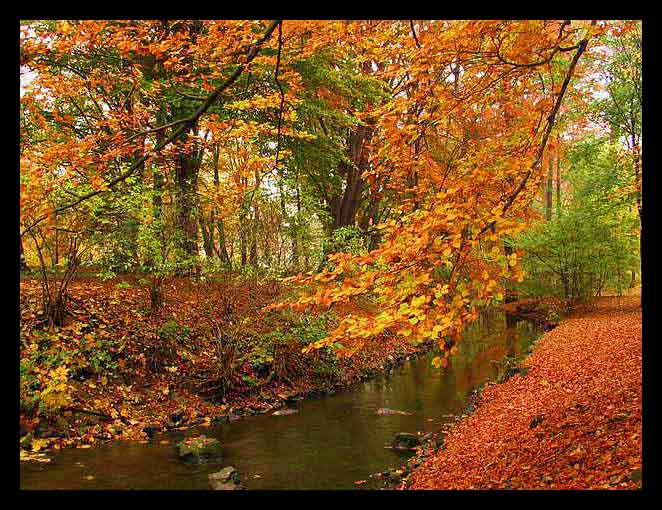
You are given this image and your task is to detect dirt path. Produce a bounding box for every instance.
[407,296,642,490]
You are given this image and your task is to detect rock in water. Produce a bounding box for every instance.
[386,469,405,483]
[209,466,245,490]
[210,466,239,483]
[176,435,223,464]
[543,321,558,332]
[376,408,412,416]
[272,408,298,416]
[392,432,422,449]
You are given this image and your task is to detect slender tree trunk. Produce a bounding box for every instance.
[295,177,303,267]
[240,213,247,268]
[53,213,59,267]
[216,220,231,265]
[545,153,553,221]
[632,139,642,291]
[211,144,231,266]
[555,147,562,217]
[199,216,214,259]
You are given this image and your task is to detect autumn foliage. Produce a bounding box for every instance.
[20,20,642,479]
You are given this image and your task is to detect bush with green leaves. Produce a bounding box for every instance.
[326,226,367,256]
[515,138,639,306]
[242,310,339,381]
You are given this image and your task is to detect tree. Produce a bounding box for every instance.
[591,22,642,282]
[275,20,603,364]
[517,138,640,305]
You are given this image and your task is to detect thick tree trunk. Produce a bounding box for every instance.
[358,187,383,250]
[330,121,375,230]
[174,131,202,272]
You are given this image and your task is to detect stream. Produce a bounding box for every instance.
[20,309,541,490]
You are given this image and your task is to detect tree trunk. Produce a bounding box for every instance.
[174,130,202,272]
[215,220,231,265]
[545,153,553,221]
[633,139,642,291]
[240,215,247,268]
[330,121,374,230]
[555,153,562,216]
[328,60,377,231]
[199,216,214,259]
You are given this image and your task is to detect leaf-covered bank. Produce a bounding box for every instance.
[20,276,426,461]
[406,295,642,490]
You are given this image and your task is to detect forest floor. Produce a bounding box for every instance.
[20,275,425,461]
[405,295,642,490]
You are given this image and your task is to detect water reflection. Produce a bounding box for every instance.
[20,310,540,490]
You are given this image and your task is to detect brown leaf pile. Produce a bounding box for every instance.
[20,276,425,453]
[408,296,642,490]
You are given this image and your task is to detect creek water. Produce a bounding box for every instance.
[20,309,540,490]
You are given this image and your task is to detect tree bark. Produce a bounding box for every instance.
[330,121,374,230]
[545,153,553,221]
[555,142,562,217]
[174,129,202,271]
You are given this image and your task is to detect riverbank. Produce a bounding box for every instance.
[405,295,642,490]
[20,275,428,461]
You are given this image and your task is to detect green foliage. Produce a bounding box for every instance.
[312,350,341,379]
[248,346,274,375]
[516,138,639,305]
[20,357,42,413]
[158,320,190,342]
[593,27,641,145]
[20,328,122,418]
[288,311,336,345]
[241,374,258,386]
[243,310,337,376]
[319,226,367,270]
